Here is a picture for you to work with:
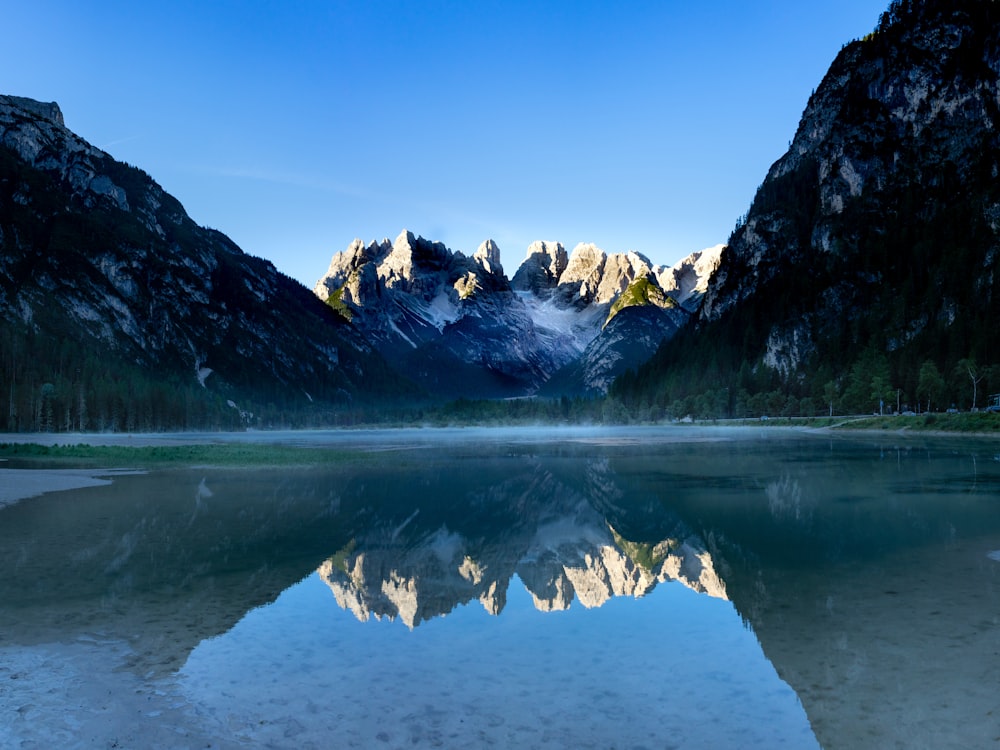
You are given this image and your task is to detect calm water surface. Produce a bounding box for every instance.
[1,427,999,749]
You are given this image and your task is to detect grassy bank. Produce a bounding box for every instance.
[684,412,1000,433]
[719,417,843,428]
[720,412,1000,433]
[829,411,1000,433]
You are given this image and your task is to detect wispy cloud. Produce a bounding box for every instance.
[190,165,376,200]
[99,135,142,151]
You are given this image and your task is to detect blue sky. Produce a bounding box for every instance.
[4,1,888,287]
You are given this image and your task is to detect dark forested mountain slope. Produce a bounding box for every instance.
[614,0,1000,417]
[0,95,408,430]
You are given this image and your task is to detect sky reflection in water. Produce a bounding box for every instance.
[180,571,815,749]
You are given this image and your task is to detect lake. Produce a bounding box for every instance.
[1,426,999,749]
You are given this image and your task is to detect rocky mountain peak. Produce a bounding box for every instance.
[508,240,686,308]
[557,243,607,305]
[474,238,503,277]
[315,230,721,396]
[510,240,568,296]
[549,244,665,307]
[5,95,63,126]
[376,229,452,296]
[656,244,724,310]
[596,250,655,305]
[0,95,133,215]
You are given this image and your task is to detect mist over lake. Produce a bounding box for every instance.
[2,426,999,749]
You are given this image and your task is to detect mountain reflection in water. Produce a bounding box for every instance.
[318,473,726,628]
[2,427,1000,748]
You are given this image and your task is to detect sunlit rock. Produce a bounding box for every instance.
[315,232,718,396]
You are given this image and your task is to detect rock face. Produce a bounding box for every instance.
[656,244,725,312]
[509,240,568,296]
[315,229,556,396]
[545,305,682,396]
[316,234,719,396]
[0,94,403,430]
[696,0,1000,384]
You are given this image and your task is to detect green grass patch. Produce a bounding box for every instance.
[605,276,675,326]
[324,286,353,321]
[699,413,1000,433]
[831,412,1000,433]
[714,417,842,428]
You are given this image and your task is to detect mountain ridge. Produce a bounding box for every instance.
[0,94,411,430]
[314,229,720,397]
[613,0,1000,417]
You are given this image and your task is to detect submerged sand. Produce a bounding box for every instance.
[0,467,147,508]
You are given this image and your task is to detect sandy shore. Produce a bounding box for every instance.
[0,639,244,750]
[0,466,144,507]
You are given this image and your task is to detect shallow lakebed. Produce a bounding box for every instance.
[1,426,999,748]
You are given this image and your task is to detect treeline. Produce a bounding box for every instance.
[608,178,1000,420]
[0,325,248,432]
[425,395,611,425]
[611,339,999,421]
[875,0,1000,36]
[0,323,620,431]
[0,322,408,432]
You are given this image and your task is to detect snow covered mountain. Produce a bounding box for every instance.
[314,230,721,397]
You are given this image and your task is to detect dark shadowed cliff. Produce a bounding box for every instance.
[0,95,411,429]
[613,0,1000,418]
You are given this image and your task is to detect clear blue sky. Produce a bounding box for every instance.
[4,1,888,287]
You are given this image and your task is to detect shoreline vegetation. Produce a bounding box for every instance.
[719,411,1000,433]
[1,411,999,468]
